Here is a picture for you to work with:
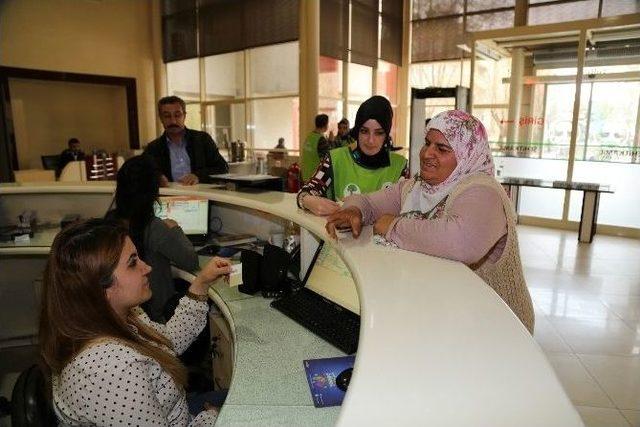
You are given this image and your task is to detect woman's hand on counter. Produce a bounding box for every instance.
[302,195,340,216]
[190,256,233,295]
[326,207,363,239]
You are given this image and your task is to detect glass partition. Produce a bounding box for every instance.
[474,24,640,230]
[348,62,373,102]
[319,56,343,99]
[204,51,245,101]
[565,37,640,229]
[409,60,470,89]
[409,60,471,124]
[167,58,200,101]
[248,42,299,97]
[249,97,299,150]
[204,103,245,150]
[375,60,398,104]
[185,103,202,131]
[319,56,344,135]
[376,60,399,142]
[474,36,580,220]
[320,98,343,137]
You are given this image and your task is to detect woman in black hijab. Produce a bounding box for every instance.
[297,95,408,216]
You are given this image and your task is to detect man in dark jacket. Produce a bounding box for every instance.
[145,96,228,185]
[57,137,85,177]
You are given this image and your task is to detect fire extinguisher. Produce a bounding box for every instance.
[286,162,301,193]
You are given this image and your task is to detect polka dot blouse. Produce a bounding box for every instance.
[52,296,218,426]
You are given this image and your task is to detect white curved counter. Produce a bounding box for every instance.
[0,182,582,426]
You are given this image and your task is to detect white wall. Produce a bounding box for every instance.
[0,0,157,151]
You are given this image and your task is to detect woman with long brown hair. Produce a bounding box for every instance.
[39,218,231,425]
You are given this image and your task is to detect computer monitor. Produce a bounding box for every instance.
[154,196,209,243]
[41,155,60,171]
[303,241,360,314]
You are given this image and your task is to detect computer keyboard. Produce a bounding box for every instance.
[270,288,360,354]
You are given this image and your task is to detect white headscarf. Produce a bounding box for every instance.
[401,110,494,216]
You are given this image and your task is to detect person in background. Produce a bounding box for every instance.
[301,114,331,182]
[298,96,408,216]
[269,137,287,161]
[108,155,199,323]
[40,218,231,426]
[332,118,355,149]
[57,137,85,176]
[145,96,228,186]
[325,110,534,333]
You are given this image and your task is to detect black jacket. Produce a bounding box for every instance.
[57,149,85,176]
[144,128,228,183]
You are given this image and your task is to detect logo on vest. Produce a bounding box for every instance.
[381,182,393,189]
[343,183,361,196]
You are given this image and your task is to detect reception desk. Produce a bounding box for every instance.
[0,182,582,426]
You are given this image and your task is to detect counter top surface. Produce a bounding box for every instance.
[0,182,582,426]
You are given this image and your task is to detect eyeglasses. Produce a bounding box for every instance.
[161,111,184,120]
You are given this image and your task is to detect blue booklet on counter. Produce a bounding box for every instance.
[303,355,356,408]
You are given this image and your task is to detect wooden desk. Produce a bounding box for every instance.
[498,177,614,243]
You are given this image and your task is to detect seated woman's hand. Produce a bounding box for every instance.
[203,402,219,417]
[325,207,363,239]
[373,214,396,237]
[191,257,233,295]
[302,195,341,216]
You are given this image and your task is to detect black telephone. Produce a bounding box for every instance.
[238,244,300,298]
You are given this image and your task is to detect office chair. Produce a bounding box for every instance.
[11,364,57,426]
[0,395,9,418]
[41,155,60,171]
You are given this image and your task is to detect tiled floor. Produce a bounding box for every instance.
[0,225,638,426]
[519,225,640,427]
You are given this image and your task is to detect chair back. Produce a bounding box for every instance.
[11,364,57,426]
[41,155,60,171]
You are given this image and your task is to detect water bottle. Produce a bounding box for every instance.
[256,157,266,174]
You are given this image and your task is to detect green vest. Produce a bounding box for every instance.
[329,147,406,201]
[302,131,323,182]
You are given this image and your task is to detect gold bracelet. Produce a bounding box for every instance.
[186,290,209,302]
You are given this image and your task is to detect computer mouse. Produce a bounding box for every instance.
[335,367,353,392]
[196,244,220,256]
